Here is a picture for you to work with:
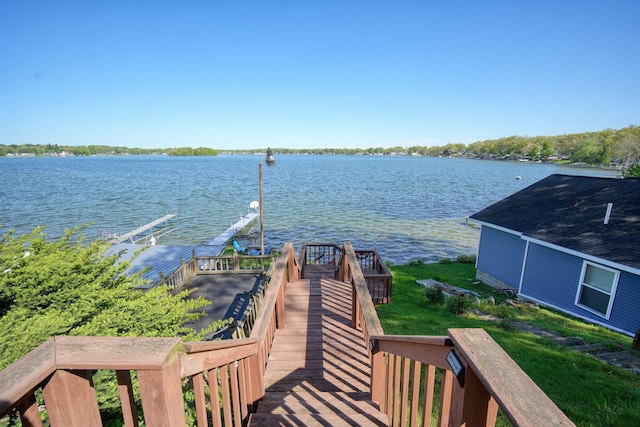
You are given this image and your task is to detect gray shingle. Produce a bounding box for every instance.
[470,174,640,270]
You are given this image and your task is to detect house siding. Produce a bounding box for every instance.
[606,272,640,335]
[476,226,525,288]
[520,244,582,308]
[520,243,640,336]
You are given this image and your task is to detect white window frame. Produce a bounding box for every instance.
[575,261,620,319]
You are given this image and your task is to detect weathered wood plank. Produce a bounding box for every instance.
[249,412,388,426]
[0,338,56,418]
[256,267,389,426]
[448,328,575,427]
[54,336,182,370]
[42,370,102,427]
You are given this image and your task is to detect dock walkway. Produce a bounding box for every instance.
[108,214,176,244]
[207,213,258,246]
[250,265,389,426]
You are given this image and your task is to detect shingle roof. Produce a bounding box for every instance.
[470,174,640,270]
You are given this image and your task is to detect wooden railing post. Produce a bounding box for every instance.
[351,281,360,329]
[233,251,239,273]
[42,369,102,427]
[287,248,299,281]
[137,356,186,426]
[247,350,265,407]
[446,358,498,427]
[276,273,286,328]
[116,370,139,427]
[369,346,387,409]
[16,393,43,427]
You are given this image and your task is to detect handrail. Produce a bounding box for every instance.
[343,242,384,339]
[249,242,298,377]
[0,336,262,427]
[342,241,575,427]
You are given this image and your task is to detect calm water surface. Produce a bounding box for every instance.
[0,155,616,264]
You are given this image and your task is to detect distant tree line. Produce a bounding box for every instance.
[237,125,640,173]
[256,125,640,167]
[0,144,219,157]
[3,125,639,171]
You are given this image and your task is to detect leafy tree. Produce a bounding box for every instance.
[0,227,218,370]
[541,141,554,160]
[623,163,640,177]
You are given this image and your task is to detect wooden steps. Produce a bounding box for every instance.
[248,275,389,426]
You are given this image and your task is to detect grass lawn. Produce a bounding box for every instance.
[380,262,640,427]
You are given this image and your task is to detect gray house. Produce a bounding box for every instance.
[470,174,640,336]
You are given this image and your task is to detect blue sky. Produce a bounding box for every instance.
[1,1,638,150]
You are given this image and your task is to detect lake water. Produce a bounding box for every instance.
[0,155,617,264]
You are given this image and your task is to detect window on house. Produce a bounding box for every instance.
[575,262,619,318]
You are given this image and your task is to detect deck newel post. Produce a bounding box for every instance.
[446,352,498,426]
[275,274,286,328]
[351,282,360,329]
[191,250,197,275]
[16,393,43,427]
[137,355,187,427]
[42,369,103,427]
[247,343,265,409]
[233,251,239,273]
[369,340,387,410]
[288,246,298,281]
[158,272,165,286]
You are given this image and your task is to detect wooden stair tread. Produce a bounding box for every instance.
[248,274,389,426]
[248,413,389,426]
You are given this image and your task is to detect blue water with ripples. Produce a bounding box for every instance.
[0,155,616,264]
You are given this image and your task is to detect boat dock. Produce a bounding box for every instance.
[111,212,260,286]
[207,213,258,246]
[108,214,177,244]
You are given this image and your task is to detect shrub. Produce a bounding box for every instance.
[425,287,445,305]
[438,257,452,264]
[446,295,473,315]
[408,258,425,266]
[456,254,477,264]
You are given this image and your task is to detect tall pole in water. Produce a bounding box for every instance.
[260,148,275,255]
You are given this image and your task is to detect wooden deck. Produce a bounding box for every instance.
[249,265,389,426]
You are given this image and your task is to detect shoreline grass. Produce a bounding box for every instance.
[381,262,640,427]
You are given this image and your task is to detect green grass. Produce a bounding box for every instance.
[380,263,640,427]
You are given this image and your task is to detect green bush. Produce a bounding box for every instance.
[408,258,425,266]
[424,287,445,305]
[438,257,452,264]
[446,295,473,315]
[456,254,477,264]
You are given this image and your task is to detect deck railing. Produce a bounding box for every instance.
[249,242,298,372]
[0,242,298,427]
[341,242,575,426]
[0,336,262,427]
[303,243,393,304]
[159,250,275,291]
[355,249,393,303]
[299,242,342,278]
[1,241,574,426]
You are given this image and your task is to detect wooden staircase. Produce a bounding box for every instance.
[248,273,389,426]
